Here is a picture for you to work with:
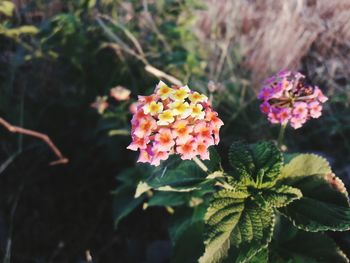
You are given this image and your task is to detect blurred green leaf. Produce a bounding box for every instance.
[113,185,145,229]
[1,25,39,38]
[147,191,191,207]
[0,1,15,17]
[172,221,205,263]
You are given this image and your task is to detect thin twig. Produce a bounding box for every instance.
[0,118,68,165]
[145,65,183,86]
[96,17,148,64]
[108,129,130,136]
[97,14,148,62]
[142,0,172,53]
[3,184,24,263]
[96,15,183,86]
[0,152,21,175]
[277,123,287,149]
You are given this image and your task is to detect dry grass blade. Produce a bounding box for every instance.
[196,0,350,89]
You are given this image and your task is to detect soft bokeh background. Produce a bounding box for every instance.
[0,0,349,262]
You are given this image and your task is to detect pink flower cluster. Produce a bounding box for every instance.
[127,81,224,166]
[91,86,131,114]
[259,71,328,129]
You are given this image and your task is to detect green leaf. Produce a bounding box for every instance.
[2,26,39,38]
[147,191,191,207]
[171,221,205,263]
[244,248,269,263]
[112,165,152,228]
[116,165,152,186]
[87,0,96,9]
[257,185,302,208]
[204,146,222,172]
[279,154,350,231]
[199,190,246,263]
[229,142,254,176]
[199,190,274,263]
[271,230,349,263]
[0,1,15,17]
[135,160,214,198]
[229,141,283,187]
[16,25,39,35]
[169,204,208,263]
[281,154,331,179]
[169,204,207,244]
[281,197,350,232]
[112,185,145,228]
[225,203,275,263]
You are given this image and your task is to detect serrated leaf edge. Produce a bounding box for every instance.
[279,210,350,232]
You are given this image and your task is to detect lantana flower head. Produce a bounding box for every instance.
[110,86,131,101]
[91,96,109,114]
[259,71,328,129]
[127,81,223,166]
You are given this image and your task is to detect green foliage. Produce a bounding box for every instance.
[0,25,39,38]
[113,184,146,228]
[279,154,350,231]
[169,205,207,263]
[257,185,302,208]
[201,196,274,263]
[199,142,301,263]
[247,249,269,263]
[272,231,348,263]
[271,216,348,263]
[112,165,152,228]
[281,154,331,179]
[112,138,350,263]
[0,0,39,42]
[229,141,283,188]
[135,160,208,197]
[0,1,15,17]
[199,190,247,263]
[135,148,221,198]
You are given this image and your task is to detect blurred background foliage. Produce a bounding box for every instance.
[0,0,350,262]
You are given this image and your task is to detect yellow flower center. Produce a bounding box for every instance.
[157,110,175,125]
[158,85,173,99]
[143,101,163,115]
[171,88,189,101]
[190,104,205,120]
[189,92,207,103]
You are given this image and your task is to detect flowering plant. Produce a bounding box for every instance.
[114,77,350,263]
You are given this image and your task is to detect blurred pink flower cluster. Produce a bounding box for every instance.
[259,71,328,129]
[127,81,223,166]
[91,86,131,114]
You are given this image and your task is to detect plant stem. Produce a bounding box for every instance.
[0,117,68,165]
[277,123,287,149]
[193,158,234,189]
[192,156,209,173]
